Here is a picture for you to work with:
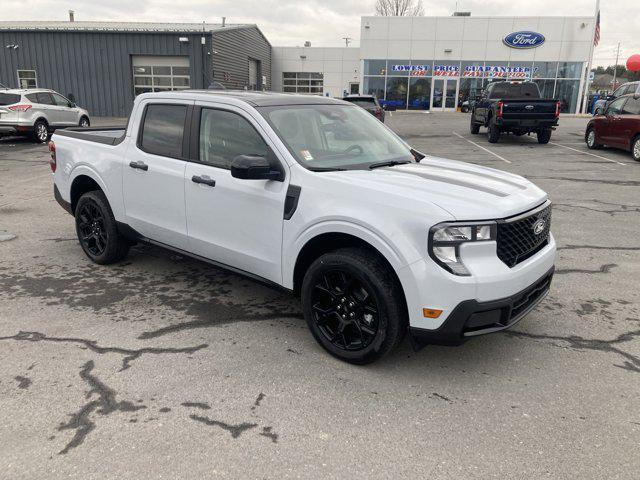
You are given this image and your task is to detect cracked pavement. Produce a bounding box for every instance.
[1,115,639,479]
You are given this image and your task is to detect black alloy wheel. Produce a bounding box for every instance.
[77,201,108,257]
[74,190,130,264]
[310,269,380,351]
[301,247,406,364]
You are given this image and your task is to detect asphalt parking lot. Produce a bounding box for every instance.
[1,112,638,479]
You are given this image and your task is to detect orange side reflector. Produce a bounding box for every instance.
[423,308,443,319]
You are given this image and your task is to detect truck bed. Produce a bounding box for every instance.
[53,126,126,146]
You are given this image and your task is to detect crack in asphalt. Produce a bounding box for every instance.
[57,360,146,454]
[189,415,257,439]
[555,264,617,275]
[260,426,278,443]
[14,375,32,389]
[507,329,640,374]
[529,176,640,187]
[558,245,640,251]
[138,311,302,340]
[0,331,208,371]
[554,199,640,217]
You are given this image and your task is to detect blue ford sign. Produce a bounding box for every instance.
[503,31,545,49]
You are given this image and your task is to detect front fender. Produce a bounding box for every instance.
[282,219,412,290]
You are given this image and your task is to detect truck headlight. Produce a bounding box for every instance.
[428,222,497,276]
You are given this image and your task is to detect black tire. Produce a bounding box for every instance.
[75,190,129,265]
[470,114,480,134]
[301,247,407,364]
[632,136,640,162]
[487,118,500,143]
[32,120,49,144]
[79,116,90,128]
[537,129,552,144]
[461,106,469,113]
[586,127,600,150]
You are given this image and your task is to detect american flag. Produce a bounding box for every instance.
[594,11,600,46]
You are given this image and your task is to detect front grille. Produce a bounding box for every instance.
[497,202,551,268]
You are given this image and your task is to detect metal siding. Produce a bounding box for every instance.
[212,26,271,90]
[0,30,210,117]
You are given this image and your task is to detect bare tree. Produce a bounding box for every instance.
[375,0,424,16]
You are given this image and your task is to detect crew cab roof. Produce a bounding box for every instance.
[136,89,347,107]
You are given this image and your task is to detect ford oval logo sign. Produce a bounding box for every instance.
[503,31,545,49]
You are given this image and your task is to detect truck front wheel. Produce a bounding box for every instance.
[470,113,480,134]
[537,129,552,144]
[301,247,407,364]
[75,190,130,264]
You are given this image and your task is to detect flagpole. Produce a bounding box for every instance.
[581,0,599,114]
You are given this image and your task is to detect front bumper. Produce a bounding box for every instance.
[410,266,554,347]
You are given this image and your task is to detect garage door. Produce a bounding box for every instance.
[132,56,190,96]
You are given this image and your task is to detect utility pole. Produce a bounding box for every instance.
[612,42,621,91]
[581,0,599,114]
[342,37,352,47]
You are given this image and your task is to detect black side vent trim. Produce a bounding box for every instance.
[284,185,302,220]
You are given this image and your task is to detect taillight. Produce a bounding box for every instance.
[8,104,32,112]
[497,101,504,118]
[49,141,56,172]
[555,101,561,118]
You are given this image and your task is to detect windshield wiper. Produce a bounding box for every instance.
[307,166,347,172]
[368,160,412,170]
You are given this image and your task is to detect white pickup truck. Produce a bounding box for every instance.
[51,91,556,364]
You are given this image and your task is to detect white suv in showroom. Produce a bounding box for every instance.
[0,88,90,143]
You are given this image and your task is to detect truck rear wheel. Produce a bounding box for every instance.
[75,190,129,264]
[301,247,406,364]
[537,129,552,144]
[487,119,500,143]
[470,114,480,134]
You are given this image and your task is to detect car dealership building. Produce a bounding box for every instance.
[1,13,596,116]
[272,14,596,113]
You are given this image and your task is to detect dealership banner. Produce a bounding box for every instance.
[433,65,459,76]
[463,65,537,78]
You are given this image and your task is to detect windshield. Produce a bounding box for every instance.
[258,104,413,170]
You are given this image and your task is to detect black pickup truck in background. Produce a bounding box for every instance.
[470,81,561,144]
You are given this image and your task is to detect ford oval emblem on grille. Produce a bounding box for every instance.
[525,105,534,110]
[532,219,546,235]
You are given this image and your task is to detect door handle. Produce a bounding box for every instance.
[191,175,216,187]
[129,161,148,171]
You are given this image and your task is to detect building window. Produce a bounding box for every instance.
[17,70,37,89]
[133,65,191,96]
[282,72,323,95]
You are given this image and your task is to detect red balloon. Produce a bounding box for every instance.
[627,54,640,72]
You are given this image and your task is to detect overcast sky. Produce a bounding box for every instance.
[2,0,637,67]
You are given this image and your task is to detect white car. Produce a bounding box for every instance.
[0,88,90,143]
[50,91,556,364]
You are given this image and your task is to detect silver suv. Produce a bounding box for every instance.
[593,81,640,115]
[0,88,90,143]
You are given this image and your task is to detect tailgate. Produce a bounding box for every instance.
[501,99,558,120]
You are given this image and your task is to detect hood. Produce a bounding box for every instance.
[324,156,547,220]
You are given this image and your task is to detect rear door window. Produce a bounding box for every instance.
[139,104,188,158]
[0,93,20,105]
[25,93,39,103]
[36,92,55,105]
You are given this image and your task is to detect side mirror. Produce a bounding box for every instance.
[231,154,283,181]
[69,102,77,108]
